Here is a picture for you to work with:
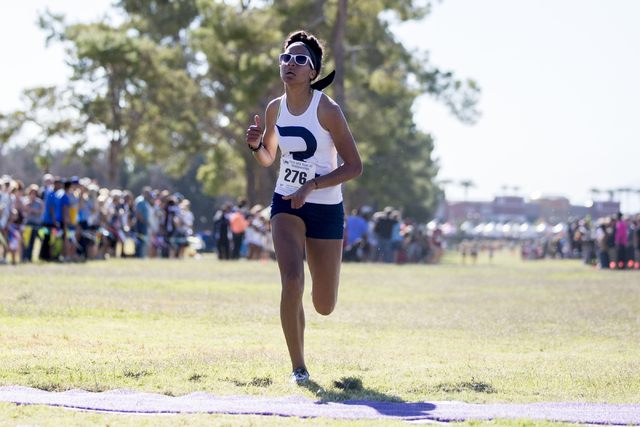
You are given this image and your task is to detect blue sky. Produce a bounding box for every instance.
[1,0,639,212]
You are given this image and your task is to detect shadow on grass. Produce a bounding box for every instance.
[429,379,496,394]
[404,377,498,396]
[222,376,273,388]
[298,377,437,419]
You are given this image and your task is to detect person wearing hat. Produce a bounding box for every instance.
[245,30,362,383]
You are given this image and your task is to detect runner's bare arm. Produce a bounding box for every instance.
[314,94,362,189]
[246,98,281,167]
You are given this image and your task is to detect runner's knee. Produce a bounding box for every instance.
[281,272,304,301]
[312,291,337,316]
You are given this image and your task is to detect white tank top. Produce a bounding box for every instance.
[275,90,342,205]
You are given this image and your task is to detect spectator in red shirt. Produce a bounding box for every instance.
[229,199,249,259]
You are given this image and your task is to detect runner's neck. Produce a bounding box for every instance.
[284,86,314,116]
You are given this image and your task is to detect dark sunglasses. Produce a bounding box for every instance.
[279,53,315,70]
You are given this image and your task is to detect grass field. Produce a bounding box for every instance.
[0,250,638,426]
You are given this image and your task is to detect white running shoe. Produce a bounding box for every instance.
[290,367,310,383]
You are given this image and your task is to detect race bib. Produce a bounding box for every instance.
[276,157,316,194]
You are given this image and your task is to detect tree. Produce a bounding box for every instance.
[116,0,199,47]
[439,179,453,197]
[606,189,615,201]
[332,0,348,110]
[322,0,479,219]
[2,1,481,221]
[0,144,56,184]
[617,187,632,212]
[0,86,78,172]
[459,180,475,202]
[187,0,479,219]
[589,187,600,201]
[2,11,203,188]
[186,1,287,205]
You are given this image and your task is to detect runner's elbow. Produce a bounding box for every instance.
[351,160,363,179]
[256,155,275,168]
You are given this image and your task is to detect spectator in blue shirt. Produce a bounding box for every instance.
[55,180,72,261]
[39,177,62,261]
[346,209,368,246]
[54,181,71,225]
[41,178,60,227]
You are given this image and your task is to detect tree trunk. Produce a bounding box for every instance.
[332,0,347,111]
[245,157,257,206]
[332,0,348,210]
[108,139,122,188]
[257,166,268,207]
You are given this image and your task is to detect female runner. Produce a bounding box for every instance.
[246,30,362,383]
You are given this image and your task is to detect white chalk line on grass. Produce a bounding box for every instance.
[59,407,450,424]
[1,386,639,425]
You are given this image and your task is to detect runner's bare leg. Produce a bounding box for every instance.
[306,238,342,315]
[271,213,307,371]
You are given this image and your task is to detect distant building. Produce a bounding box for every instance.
[533,197,572,223]
[443,196,620,224]
[445,201,485,222]
[590,201,621,219]
[492,196,527,223]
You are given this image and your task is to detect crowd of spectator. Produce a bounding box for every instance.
[4,172,448,266]
[0,173,195,264]
[520,213,640,270]
[208,198,275,262]
[343,206,445,264]
[6,171,636,270]
[201,203,448,264]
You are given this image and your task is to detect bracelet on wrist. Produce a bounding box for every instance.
[311,178,319,190]
[248,140,263,152]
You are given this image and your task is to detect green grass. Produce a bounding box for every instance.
[0,402,403,426]
[0,251,638,425]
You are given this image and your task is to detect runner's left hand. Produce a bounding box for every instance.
[282,181,314,209]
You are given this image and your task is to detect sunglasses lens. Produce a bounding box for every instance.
[294,56,308,66]
[280,54,292,64]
